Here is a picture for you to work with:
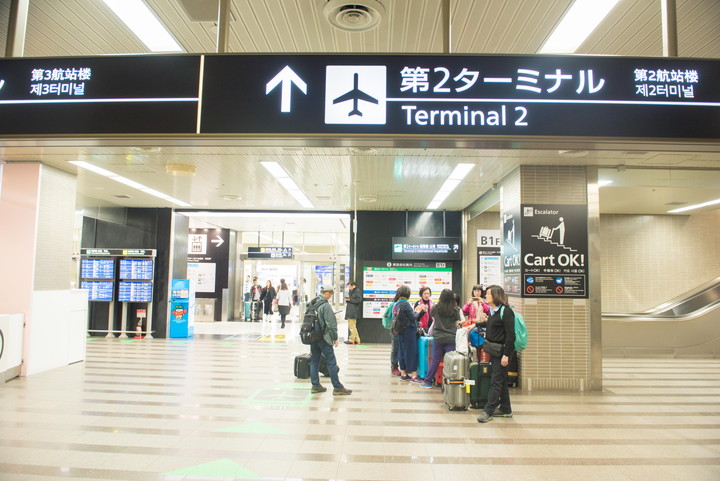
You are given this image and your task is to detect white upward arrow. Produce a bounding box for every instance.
[265,66,307,113]
[211,235,224,247]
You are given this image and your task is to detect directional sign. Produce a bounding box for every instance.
[265,65,307,113]
[200,54,720,139]
[211,235,224,247]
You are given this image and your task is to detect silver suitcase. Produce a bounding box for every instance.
[442,351,470,411]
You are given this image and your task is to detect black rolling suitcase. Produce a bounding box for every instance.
[469,361,491,409]
[294,353,337,379]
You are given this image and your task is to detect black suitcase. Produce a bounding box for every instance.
[294,353,337,379]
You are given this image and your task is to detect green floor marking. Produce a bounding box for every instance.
[119,339,135,343]
[86,337,100,341]
[215,422,287,434]
[219,341,237,346]
[242,384,312,407]
[165,458,259,478]
[354,344,372,349]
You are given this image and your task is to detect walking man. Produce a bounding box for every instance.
[310,285,352,395]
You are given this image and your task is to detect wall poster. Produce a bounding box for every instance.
[362,262,452,318]
[520,204,588,298]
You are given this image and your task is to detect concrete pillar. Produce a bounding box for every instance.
[498,165,601,391]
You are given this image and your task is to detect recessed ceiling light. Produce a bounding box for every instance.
[558,150,589,158]
[359,195,377,202]
[166,164,197,177]
[221,194,242,201]
[131,146,162,153]
[101,0,183,52]
[351,147,377,154]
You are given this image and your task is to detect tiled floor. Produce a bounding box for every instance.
[1,317,719,481]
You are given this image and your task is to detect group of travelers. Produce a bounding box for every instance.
[248,276,292,327]
[384,283,516,423]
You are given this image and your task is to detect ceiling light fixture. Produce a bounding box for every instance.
[427,163,474,210]
[539,0,621,54]
[667,198,720,214]
[70,161,190,207]
[259,161,314,209]
[165,164,197,177]
[101,0,184,52]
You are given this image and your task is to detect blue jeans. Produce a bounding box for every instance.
[397,327,418,373]
[310,340,343,389]
[483,354,512,415]
[424,340,455,383]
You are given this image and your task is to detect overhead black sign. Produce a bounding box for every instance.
[520,204,588,298]
[1,54,718,139]
[0,56,200,134]
[392,237,461,260]
[247,246,294,259]
[200,54,720,139]
[81,248,156,257]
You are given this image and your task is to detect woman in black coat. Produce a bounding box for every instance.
[475,284,516,423]
[259,280,277,322]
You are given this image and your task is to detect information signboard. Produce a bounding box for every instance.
[247,247,294,259]
[200,54,720,139]
[81,280,114,302]
[391,237,461,260]
[119,259,154,280]
[118,281,154,303]
[80,258,115,279]
[0,56,200,134]
[520,204,588,298]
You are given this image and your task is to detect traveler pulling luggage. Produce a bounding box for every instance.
[442,350,470,410]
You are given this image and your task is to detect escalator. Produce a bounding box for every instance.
[602,277,720,358]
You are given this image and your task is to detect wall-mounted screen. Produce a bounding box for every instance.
[119,259,154,280]
[80,258,115,279]
[81,280,114,302]
[118,281,153,302]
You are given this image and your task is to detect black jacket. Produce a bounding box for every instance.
[344,288,363,319]
[477,304,516,357]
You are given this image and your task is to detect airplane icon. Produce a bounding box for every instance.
[332,73,378,117]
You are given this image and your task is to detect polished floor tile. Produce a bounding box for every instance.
[0,317,719,480]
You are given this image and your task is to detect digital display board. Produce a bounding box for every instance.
[200,54,720,139]
[81,280,114,302]
[80,258,114,279]
[363,266,452,302]
[247,247,294,259]
[118,281,153,303]
[119,259,154,280]
[392,237,461,260]
[0,56,200,134]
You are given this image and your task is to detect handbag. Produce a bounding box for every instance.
[482,340,503,357]
[455,327,469,354]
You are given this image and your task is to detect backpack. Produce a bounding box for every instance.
[500,305,528,351]
[382,302,395,329]
[390,300,407,335]
[469,327,485,347]
[299,298,327,345]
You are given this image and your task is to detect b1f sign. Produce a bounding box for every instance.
[477,230,501,247]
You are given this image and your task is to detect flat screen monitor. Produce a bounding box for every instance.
[80,258,115,279]
[118,281,153,303]
[81,280,114,302]
[119,259,154,280]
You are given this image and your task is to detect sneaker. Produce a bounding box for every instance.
[410,377,422,383]
[333,387,352,396]
[477,412,493,423]
[343,340,353,345]
[493,407,513,418]
[420,380,434,389]
[311,385,327,394]
[391,368,401,376]
[399,375,411,381]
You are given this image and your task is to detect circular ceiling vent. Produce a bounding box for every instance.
[324,1,385,32]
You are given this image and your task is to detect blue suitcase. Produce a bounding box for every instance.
[244,301,252,321]
[417,336,433,379]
